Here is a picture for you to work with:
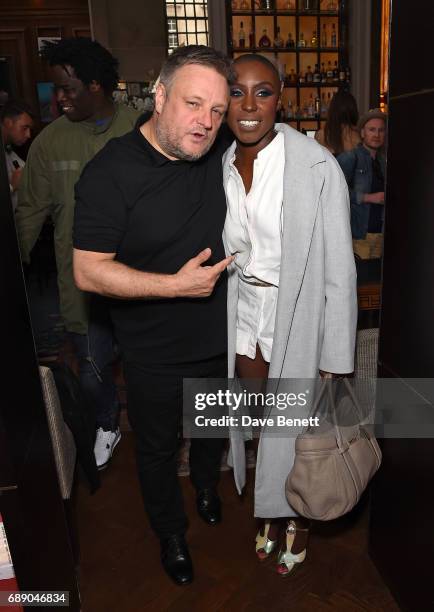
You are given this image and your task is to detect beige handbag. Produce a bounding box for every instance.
[285,378,382,521]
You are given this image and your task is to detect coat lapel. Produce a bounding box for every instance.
[269,125,325,379]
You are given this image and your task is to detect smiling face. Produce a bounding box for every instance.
[227,58,281,153]
[361,118,386,152]
[154,64,229,161]
[50,64,100,122]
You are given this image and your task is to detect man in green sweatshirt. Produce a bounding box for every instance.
[16,38,139,469]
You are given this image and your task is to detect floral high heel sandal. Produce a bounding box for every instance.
[255,521,279,560]
[276,520,308,576]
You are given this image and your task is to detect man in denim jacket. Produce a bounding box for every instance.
[337,109,387,259]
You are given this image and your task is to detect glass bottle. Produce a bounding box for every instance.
[240,0,250,8]
[313,63,321,82]
[289,68,297,83]
[298,71,305,84]
[249,26,255,48]
[310,30,318,47]
[321,62,327,83]
[315,94,321,118]
[285,32,295,48]
[326,61,333,82]
[231,0,239,10]
[333,60,339,82]
[261,0,274,10]
[321,93,327,117]
[258,29,272,47]
[339,64,346,82]
[286,98,293,120]
[321,23,327,47]
[239,22,246,48]
[274,26,284,47]
[327,0,337,10]
[298,32,306,47]
[331,23,337,47]
[306,65,313,83]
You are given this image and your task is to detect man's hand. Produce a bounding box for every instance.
[363,191,384,204]
[10,167,22,192]
[172,248,234,298]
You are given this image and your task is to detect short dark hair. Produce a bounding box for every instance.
[159,45,235,91]
[41,38,119,95]
[0,99,35,122]
[233,53,282,84]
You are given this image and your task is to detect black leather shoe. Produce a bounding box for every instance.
[196,488,222,525]
[160,534,193,586]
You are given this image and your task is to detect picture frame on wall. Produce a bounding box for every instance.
[37,37,61,54]
[36,82,60,123]
[127,82,141,97]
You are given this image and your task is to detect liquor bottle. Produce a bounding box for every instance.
[315,94,321,118]
[326,61,333,82]
[321,62,327,83]
[307,94,315,117]
[240,0,250,8]
[284,0,295,8]
[249,26,255,48]
[261,0,274,10]
[299,0,318,10]
[239,22,246,48]
[333,60,339,82]
[254,0,261,7]
[231,0,239,10]
[313,63,321,82]
[321,23,327,47]
[285,32,295,48]
[258,29,272,47]
[298,71,305,84]
[306,65,313,83]
[321,92,328,116]
[274,26,284,47]
[327,0,337,9]
[289,68,297,83]
[298,32,306,47]
[310,30,318,47]
[286,98,293,120]
[339,64,346,82]
[331,23,337,47]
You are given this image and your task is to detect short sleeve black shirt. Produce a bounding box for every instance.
[74,114,228,364]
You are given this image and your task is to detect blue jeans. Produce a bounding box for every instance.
[69,311,120,432]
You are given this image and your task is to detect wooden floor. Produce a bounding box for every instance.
[76,433,400,612]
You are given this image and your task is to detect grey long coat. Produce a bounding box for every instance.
[223,123,358,518]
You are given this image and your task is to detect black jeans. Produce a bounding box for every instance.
[123,354,226,539]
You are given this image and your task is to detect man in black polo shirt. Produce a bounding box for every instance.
[73,46,234,585]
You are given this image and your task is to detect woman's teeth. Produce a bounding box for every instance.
[239,120,259,127]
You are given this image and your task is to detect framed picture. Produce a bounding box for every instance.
[37,37,61,54]
[36,82,60,123]
[127,82,141,97]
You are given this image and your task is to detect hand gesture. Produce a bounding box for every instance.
[173,248,234,298]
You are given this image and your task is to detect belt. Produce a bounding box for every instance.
[240,276,274,288]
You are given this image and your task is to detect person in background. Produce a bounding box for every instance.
[72,45,234,586]
[337,108,387,260]
[315,90,360,156]
[224,54,356,577]
[1,100,34,210]
[15,38,140,469]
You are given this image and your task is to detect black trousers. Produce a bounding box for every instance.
[123,354,226,539]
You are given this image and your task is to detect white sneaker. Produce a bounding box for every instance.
[94,427,121,470]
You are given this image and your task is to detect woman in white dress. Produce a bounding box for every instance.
[223,54,357,576]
